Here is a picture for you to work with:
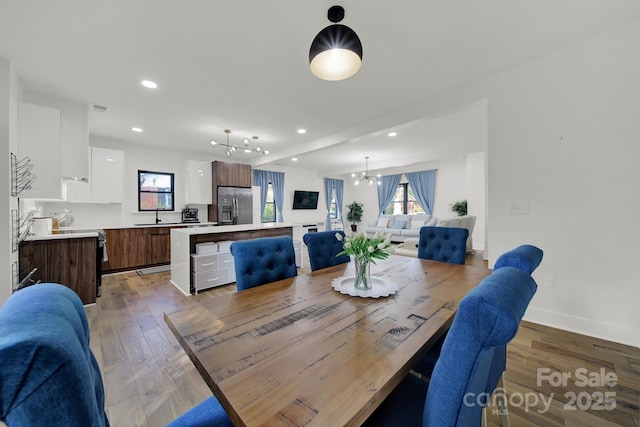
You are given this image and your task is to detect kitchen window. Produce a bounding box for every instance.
[138,170,175,211]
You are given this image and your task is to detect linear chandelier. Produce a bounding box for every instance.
[210,129,269,157]
[353,156,380,186]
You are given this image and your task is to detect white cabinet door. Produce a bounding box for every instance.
[91,147,124,203]
[185,160,212,205]
[22,91,89,182]
[64,151,92,202]
[18,102,63,199]
[59,103,89,181]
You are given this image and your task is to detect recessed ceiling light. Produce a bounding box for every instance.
[297,129,306,134]
[132,127,143,132]
[106,158,115,162]
[292,158,298,161]
[388,132,397,137]
[141,80,157,89]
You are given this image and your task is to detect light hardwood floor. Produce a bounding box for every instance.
[85,252,639,426]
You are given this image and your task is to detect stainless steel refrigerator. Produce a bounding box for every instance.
[217,186,253,225]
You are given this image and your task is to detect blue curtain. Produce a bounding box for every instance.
[252,169,270,221]
[335,179,344,227]
[324,178,334,230]
[405,170,437,215]
[270,171,285,222]
[324,178,344,230]
[377,174,402,215]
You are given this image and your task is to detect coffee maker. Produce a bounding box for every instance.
[181,207,199,223]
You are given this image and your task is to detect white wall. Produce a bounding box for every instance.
[253,164,328,226]
[0,58,20,305]
[483,19,640,347]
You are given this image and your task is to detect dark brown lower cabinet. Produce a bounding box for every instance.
[19,237,97,305]
[102,226,184,273]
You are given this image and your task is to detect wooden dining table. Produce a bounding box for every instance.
[164,255,490,427]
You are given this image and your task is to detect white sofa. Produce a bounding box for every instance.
[366,214,476,253]
[437,215,476,254]
[364,214,438,243]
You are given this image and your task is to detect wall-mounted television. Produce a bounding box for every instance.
[292,190,319,209]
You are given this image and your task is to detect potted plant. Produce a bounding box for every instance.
[450,200,468,216]
[345,201,363,232]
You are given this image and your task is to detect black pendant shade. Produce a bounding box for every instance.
[309,6,363,81]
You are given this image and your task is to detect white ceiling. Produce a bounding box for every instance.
[2,1,639,176]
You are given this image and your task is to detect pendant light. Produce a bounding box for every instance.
[309,5,363,81]
[353,157,380,186]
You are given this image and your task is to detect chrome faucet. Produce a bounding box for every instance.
[155,208,162,224]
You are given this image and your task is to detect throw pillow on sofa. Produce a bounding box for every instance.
[376,218,388,228]
[391,221,407,229]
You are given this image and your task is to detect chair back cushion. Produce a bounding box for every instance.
[494,244,543,274]
[423,267,537,427]
[417,226,469,265]
[303,231,350,272]
[231,236,298,291]
[0,283,108,426]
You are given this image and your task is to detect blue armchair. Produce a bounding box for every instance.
[230,236,298,291]
[364,266,538,427]
[0,283,109,426]
[303,230,350,272]
[417,226,469,265]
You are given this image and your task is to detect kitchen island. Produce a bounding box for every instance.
[170,223,302,295]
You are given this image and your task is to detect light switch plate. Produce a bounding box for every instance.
[506,201,529,215]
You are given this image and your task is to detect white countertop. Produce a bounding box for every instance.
[171,222,298,236]
[122,222,217,229]
[24,230,99,241]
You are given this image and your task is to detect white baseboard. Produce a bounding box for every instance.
[524,307,640,348]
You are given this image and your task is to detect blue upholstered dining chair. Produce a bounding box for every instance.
[303,230,350,272]
[0,283,109,426]
[364,266,538,427]
[230,235,298,291]
[417,226,469,265]
[167,396,233,427]
[483,243,544,425]
[411,244,543,427]
[494,244,544,275]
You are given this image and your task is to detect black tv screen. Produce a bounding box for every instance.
[292,190,319,209]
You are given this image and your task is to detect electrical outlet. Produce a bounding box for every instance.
[506,201,529,215]
[545,275,557,289]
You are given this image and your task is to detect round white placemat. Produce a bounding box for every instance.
[331,276,399,298]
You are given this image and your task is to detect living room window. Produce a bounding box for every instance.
[262,182,276,222]
[383,183,425,215]
[329,186,337,219]
[138,170,175,211]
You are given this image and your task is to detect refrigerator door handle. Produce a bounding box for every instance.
[233,197,238,224]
